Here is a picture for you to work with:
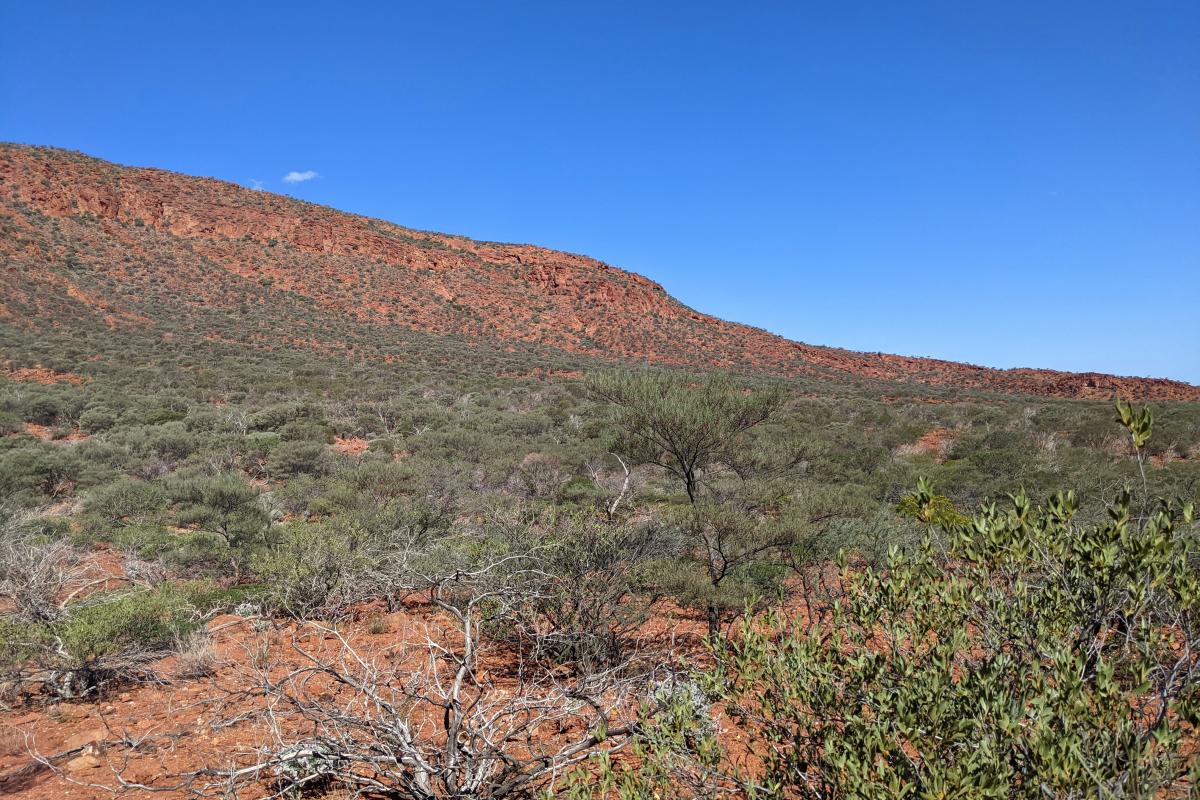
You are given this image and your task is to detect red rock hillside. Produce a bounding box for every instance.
[1,143,1196,400]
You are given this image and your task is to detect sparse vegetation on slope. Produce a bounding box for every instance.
[2,142,1197,399]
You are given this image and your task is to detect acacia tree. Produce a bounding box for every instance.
[176,474,270,557]
[587,371,785,505]
[589,371,790,636]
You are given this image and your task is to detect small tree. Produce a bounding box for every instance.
[659,496,795,637]
[588,371,785,505]
[589,371,790,637]
[176,474,270,555]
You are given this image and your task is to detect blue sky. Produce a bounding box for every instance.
[2,2,1197,383]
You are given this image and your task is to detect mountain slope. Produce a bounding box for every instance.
[1,143,1196,400]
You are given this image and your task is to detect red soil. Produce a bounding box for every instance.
[21,423,88,443]
[2,366,89,385]
[897,427,955,463]
[331,436,370,455]
[0,599,713,800]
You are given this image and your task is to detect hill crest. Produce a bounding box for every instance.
[2,143,1196,400]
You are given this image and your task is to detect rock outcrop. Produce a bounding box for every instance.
[1,143,1196,400]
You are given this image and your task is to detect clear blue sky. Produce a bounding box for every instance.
[3,1,1197,383]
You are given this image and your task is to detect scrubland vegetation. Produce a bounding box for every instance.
[1,323,1198,798]
[3,143,1198,799]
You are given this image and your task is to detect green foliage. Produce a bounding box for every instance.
[175,473,270,551]
[656,498,795,634]
[0,410,21,435]
[896,476,970,526]
[270,439,327,478]
[253,519,367,617]
[588,370,785,503]
[1116,398,1154,449]
[589,371,797,636]
[0,444,82,503]
[85,477,167,527]
[494,510,679,671]
[554,677,724,800]
[143,407,186,425]
[0,617,51,685]
[584,485,1200,798]
[23,396,61,425]
[180,580,266,615]
[56,585,198,666]
[78,404,118,433]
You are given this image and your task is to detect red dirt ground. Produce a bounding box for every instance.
[0,599,714,799]
[896,427,955,463]
[2,366,89,385]
[20,424,89,443]
[330,437,370,456]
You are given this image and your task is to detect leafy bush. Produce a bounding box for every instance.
[22,396,61,426]
[79,405,119,433]
[0,446,80,504]
[270,439,327,478]
[253,520,366,617]
[143,408,186,425]
[0,617,50,687]
[580,484,1200,798]
[57,586,198,666]
[894,476,969,526]
[85,477,167,527]
[496,510,680,671]
[175,473,270,553]
[0,410,21,435]
[0,585,202,698]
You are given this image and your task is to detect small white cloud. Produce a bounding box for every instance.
[249,179,265,191]
[282,170,319,184]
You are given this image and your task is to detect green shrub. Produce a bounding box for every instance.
[278,419,333,443]
[271,439,327,477]
[0,617,50,683]
[144,421,197,461]
[894,476,970,526]
[56,586,198,666]
[85,477,167,527]
[0,410,21,436]
[79,405,119,433]
[0,445,80,503]
[180,580,266,614]
[23,396,60,426]
[175,474,270,552]
[161,532,233,573]
[580,486,1200,798]
[0,585,208,697]
[143,408,187,425]
[253,520,365,617]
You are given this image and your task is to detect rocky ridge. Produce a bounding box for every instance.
[1,143,1196,400]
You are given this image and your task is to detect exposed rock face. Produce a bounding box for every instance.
[1,143,1196,400]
